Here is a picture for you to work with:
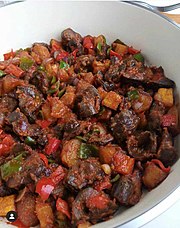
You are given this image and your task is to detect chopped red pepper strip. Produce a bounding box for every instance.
[161,114,176,127]
[39,153,49,167]
[151,159,171,173]
[0,131,15,156]
[51,165,65,185]
[56,198,71,219]
[3,49,15,60]
[94,176,112,192]
[83,36,94,49]
[36,120,51,129]
[56,51,69,61]
[110,50,122,60]
[86,193,110,210]
[36,177,55,201]
[72,49,78,59]
[5,63,24,78]
[128,46,140,54]
[50,39,61,53]
[45,137,61,155]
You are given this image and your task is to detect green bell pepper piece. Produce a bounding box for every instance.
[20,57,34,70]
[79,143,98,159]
[133,53,144,63]
[1,154,24,181]
[127,90,139,100]
[24,136,36,147]
[0,70,6,77]
[59,60,69,69]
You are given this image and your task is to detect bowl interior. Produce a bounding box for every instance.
[0,1,180,227]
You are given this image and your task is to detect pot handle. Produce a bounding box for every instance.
[0,0,23,7]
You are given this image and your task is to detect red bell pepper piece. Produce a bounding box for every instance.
[0,132,15,156]
[45,137,61,155]
[51,165,65,185]
[36,177,55,201]
[151,159,171,173]
[110,50,122,60]
[83,36,94,49]
[50,39,61,53]
[128,46,140,54]
[56,51,69,61]
[5,63,24,78]
[86,193,110,210]
[72,49,78,59]
[3,49,15,60]
[161,114,176,127]
[39,153,49,167]
[36,120,51,129]
[56,198,71,219]
[112,151,135,175]
[94,176,112,192]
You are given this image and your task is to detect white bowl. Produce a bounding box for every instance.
[0,1,179,227]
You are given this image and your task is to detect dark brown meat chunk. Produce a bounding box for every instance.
[87,122,113,145]
[66,158,104,191]
[110,109,140,142]
[72,187,117,226]
[142,161,168,189]
[111,169,142,205]
[0,95,18,113]
[61,28,83,52]
[16,192,39,227]
[74,55,95,73]
[75,83,101,118]
[127,131,157,161]
[157,128,178,166]
[16,85,43,122]
[63,119,80,140]
[149,66,175,88]
[6,108,41,137]
[0,95,18,126]
[121,57,151,82]
[0,182,16,197]
[104,61,123,83]
[30,70,49,95]
[7,152,45,189]
[148,101,165,131]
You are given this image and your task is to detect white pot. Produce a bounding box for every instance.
[0,1,179,227]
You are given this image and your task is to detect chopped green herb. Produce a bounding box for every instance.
[76,136,87,142]
[79,143,99,159]
[111,174,120,183]
[38,65,45,71]
[51,75,57,84]
[127,90,139,100]
[0,70,6,77]
[48,158,56,163]
[1,154,24,181]
[93,128,100,134]
[24,136,36,147]
[59,61,69,69]
[107,47,112,56]
[133,53,144,63]
[97,42,102,52]
[20,57,34,70]
[58,88,66,98]
[48,80,60,94]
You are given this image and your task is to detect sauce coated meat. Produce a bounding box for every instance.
[0,28,179,227]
